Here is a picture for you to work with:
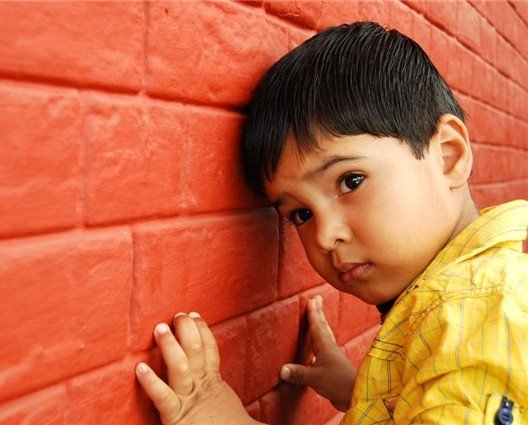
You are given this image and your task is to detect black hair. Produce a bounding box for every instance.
[242,21,465,196]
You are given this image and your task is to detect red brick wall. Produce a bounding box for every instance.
[0,1,526,424]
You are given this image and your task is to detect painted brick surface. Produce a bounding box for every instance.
[245,297,299,403]
[0,1,526,424]
[130,210,279,351]
[0,229,132,402]
[0,82,81,237]
[0,2,143,91]
[145,1,289,106]
[0,386,67,425]
[83,96,187,225]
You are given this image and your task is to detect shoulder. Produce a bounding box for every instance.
[415,246,528,313]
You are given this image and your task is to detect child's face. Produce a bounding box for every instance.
[265,133,458,305]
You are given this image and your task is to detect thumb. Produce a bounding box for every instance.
[280,364,317,387]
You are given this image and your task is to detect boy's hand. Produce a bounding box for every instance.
[280,296,357,412]
[136,313,261,425]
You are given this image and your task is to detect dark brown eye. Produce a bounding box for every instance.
[290,209,313,226]
[339,174,364,193]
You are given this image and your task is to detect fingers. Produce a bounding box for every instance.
[307,296,337,353]
[136,362,181,420]
[173,314,206,378]
[189,312,221,374]
[154,323,194,395]
[280,363,317,387]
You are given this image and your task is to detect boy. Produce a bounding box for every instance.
[135,22,528,424]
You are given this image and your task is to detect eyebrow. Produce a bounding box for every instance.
[304,154,367,180]
[271,155,367,209]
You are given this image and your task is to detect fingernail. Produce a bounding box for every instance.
[155,323,169,335]
[316,295,323,307]
[189,311,201,318]
[174,312,186,319]
[280,366,291,380]
[136,363,148,375]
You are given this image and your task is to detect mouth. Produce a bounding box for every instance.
[338,262,372,283]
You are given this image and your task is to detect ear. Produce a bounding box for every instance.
[431,114,473,189]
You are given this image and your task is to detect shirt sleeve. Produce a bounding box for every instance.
[394,289,528,424]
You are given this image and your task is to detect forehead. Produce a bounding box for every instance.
[264,133,413,200]
[270,133,373,179]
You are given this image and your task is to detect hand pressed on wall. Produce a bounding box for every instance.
[136,313,262,425]
[280,296,357,412]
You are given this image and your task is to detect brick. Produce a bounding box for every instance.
[442,36,463,93]
[145,1,289,106]
[337,293,380,345]
[506,116,528,150]
[260,384,338,425]
[211,317,247,401]
[245,297,299,403]
[0,83,81,237]
[185,107,260,213]
[245,400,261,422]
[470,1,528,61]
[66,360,145,425]
[130,210,279,351]
[479,20,498,66]
[83,95,186,225]
[0,229,132,402]
[358,0,390,24]
[470,57,496,109]
[263,1,321,29]
[342,326,380,368]
[470,180,528,209]
[409,10,432,55]
[237,0,264,7]
[511,55,528,93]
[0,386,66,425]
[460,95,507,146]
[0,2,143,91]
[427,24,450,78]
[318,0,360,30]
[288,25,316,51]
[501,4,528,60]
[387,0,413,35]
[496,36,525,88]
[507,80,528,122]
[510,1,528,26]
[278,222,324,298]
[456,0,482,53]
[448,46,475,95]
[404,0,458,34]
[471,144,528,185]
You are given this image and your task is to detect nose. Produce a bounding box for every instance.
[314,212,352,252]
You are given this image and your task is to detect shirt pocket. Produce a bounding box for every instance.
[484,394,524,425]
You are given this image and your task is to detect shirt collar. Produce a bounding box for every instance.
[399,199,528,300]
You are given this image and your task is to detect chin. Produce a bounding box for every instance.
[346,288,397,306]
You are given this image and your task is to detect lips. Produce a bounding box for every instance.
[337,262,372,282]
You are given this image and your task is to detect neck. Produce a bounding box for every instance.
[447,187,479,244]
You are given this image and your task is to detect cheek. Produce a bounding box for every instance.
[298,232,330,273]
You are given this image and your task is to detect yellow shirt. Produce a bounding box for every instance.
[343,200,528,425]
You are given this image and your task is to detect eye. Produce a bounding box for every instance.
[338,173,364,194]
[288,209,313,226]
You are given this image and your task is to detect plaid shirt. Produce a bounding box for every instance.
[343,200,528,425]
